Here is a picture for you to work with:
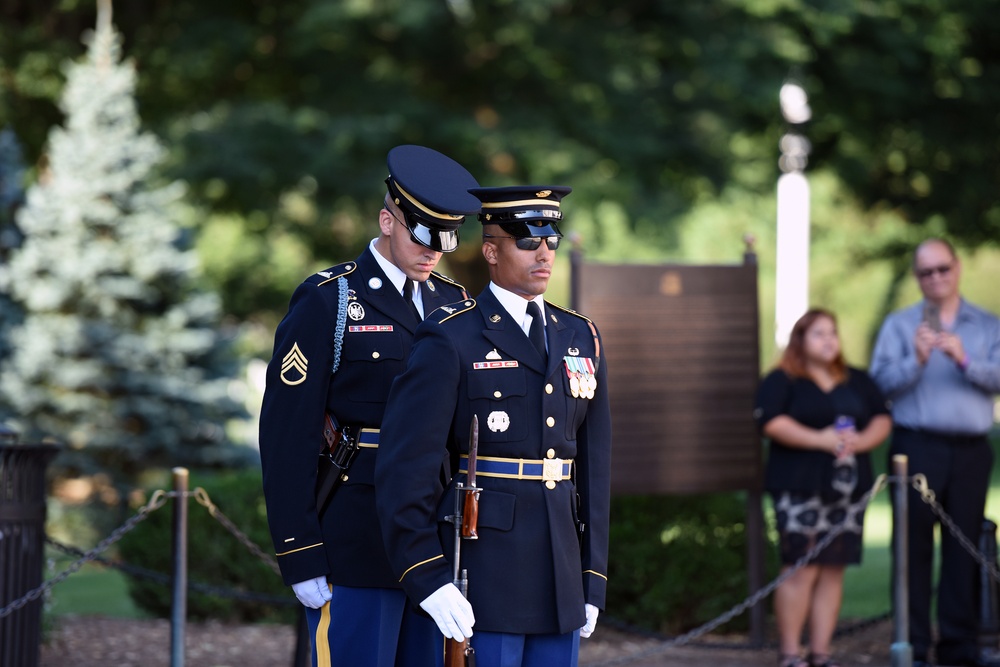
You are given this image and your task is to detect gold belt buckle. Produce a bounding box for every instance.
[542,458,564,482]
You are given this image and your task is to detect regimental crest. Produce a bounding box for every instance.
[487,411,510,433]
[280,343,309,386]
[441,306,457,314]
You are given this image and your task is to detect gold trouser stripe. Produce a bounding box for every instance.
[399,554,444,583]
[276,541,323,557]
[584,569,608,581]
[315,583,332,667]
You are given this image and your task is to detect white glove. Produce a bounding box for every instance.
[420,583,475,641]
[580,603,600,638]
[291,576,332,609]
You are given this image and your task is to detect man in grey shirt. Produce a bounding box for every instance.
[871,237,1000,667]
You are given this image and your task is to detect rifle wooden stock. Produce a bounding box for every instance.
[444,637,474,667]
[460,487,479,539]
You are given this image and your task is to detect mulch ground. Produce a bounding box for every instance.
[39,614,895,667]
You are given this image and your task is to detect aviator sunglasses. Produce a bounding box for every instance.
[915,264,953,280]
[482,233,562,251]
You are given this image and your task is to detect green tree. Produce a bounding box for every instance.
[0,126,26,414]
[0,3,245,480]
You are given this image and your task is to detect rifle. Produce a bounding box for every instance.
[314,413,358,520]
[445,415,480,667]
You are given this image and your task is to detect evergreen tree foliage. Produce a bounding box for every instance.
[0,127,26,418]
[0,9,244,478]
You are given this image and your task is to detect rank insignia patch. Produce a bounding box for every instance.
[280,343,309,386]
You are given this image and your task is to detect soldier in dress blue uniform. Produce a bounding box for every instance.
[375,185,613,667]
[258,145,481,667]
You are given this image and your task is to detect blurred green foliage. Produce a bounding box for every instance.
[2,0,999,357]
[607,492,778,632]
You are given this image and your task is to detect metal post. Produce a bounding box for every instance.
[170,467,189,667]
[891,455,912,667]
[745,488,767,645]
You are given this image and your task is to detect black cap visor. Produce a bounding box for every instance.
[499,220,563,238]
[405,212,460,252]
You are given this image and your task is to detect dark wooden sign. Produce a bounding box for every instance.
[574,256,761,496]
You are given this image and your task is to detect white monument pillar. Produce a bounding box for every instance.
[774,82,812,348]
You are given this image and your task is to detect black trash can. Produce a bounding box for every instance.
[0,431,59,667]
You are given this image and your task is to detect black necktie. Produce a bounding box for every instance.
[526,301,547,362]
[402,280,422,324]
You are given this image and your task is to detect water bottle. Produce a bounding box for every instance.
[830,415,857,496]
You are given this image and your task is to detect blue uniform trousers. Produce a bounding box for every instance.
[470,630,580,667]
[305,586,442,667]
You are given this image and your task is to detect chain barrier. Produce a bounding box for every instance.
[587,472,1000,667]
[189,487,282,577]
[45,538,294,606]
[583,474,891,667]
[1,485,285,620]
[0,489,171,620]
[6,473,998,663]
[909,472,1000,583]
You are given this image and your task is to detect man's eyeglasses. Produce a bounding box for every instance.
[916,264,953,280]
[482,233,561,251]
[385,207,459,253]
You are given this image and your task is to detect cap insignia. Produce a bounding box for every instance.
[536,190,552,198]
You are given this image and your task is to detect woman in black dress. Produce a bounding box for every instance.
[755,309,892,667]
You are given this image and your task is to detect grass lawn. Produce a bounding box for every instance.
[44,557,145,619]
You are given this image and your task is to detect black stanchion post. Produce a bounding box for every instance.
[293,605,311,667]
[171,467,189,667]
[979,518,1000,664]
[0,428,59,667]
[891,455,912,667]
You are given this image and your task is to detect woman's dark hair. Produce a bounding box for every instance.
[778,308,847,383]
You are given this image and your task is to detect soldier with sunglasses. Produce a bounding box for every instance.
[871,238,1000,667]
[376,186,613,667]
[259,145,479,666]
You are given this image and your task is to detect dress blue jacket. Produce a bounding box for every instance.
[376,286,612,634]
[259,247,467,587]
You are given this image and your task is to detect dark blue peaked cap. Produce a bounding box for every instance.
[469,185,572,238]
[385,145,481,232]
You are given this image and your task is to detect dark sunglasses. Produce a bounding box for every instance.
[386,208,459,253]
[482,233,561,251]
[915,264,952,280]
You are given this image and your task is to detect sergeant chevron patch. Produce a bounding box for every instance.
[280,343,308,386]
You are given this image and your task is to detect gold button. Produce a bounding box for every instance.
[545,480,556,490]
[494,390,502,398]
[372,351,380,359]
[546,448,555,459]
[545,384,553,394]
[546,417,555,427]
[341,474,349,482]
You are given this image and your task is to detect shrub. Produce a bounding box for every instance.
[117,466,295,623]
[606,491,778,634]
